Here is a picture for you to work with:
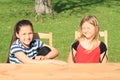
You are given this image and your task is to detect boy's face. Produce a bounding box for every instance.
[16,25,34,48]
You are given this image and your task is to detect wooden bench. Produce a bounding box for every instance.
[0,63,120,80]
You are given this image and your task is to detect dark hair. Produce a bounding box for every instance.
[6,19,34,63]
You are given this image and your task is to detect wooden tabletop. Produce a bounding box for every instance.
[0,63,120,80]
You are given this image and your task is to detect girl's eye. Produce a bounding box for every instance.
[21,32,33,35]
[29,33,33,35]
[87,27,90,30]
[23,33,26,35]
[83,27,90,30]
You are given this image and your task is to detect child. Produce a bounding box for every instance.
[8,19,63,64]
[68,15,107,63]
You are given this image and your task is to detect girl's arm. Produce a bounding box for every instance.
[68,48,76,63]
[15,52,41,63]
[99,41,108,63]
[100,52,108,63]
[42,44,59,59]
[15,52,66,64]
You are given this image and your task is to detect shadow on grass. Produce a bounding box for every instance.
[53,0,120,15]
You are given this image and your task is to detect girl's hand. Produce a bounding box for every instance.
[35,56,49,60]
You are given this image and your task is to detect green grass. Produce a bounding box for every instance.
[0,0,120,63]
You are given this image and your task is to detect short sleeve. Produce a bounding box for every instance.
[100,42,107,54]
[72,41,79,50]
[38,39,44,47]
[10,44,23,56]
[32,39,44,48]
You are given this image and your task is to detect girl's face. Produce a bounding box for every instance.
[81,21,95,40]
[16,25,34,48]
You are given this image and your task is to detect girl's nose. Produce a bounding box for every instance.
[26,34,30,38]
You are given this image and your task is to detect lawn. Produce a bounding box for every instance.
[0,0,120,63]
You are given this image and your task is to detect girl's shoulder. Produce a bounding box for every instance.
[72,40,79,50]
[11,39,21,47]
[32,39,39,42]
[32,39,42,43]
[99,41,107,54]
[32,39,44,47]
[99,41,107,48]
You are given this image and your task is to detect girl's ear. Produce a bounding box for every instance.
[16,32,19,38]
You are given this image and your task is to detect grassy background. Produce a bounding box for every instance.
[0,0,120,63]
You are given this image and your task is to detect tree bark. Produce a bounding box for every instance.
[34,0,52,21]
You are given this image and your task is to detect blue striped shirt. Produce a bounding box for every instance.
[9,39,44,63]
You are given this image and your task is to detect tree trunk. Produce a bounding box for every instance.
[34,0,52,21]
[47,0,52,9]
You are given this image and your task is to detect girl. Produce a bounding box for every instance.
[8,19,63,64]
[68,15,107,63]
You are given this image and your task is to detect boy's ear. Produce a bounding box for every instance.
[16,32,19,38]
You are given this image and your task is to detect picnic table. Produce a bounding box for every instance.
[0,63,120,80]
